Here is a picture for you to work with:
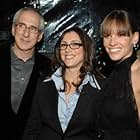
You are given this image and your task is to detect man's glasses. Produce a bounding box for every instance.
[59,42,83,50]
[15,23,41,34]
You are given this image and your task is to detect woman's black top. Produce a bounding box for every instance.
[98,52,140,140]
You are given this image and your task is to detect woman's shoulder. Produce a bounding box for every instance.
[132,58,140,72]
[95,75,107,89]
[36,77,57,95]
[43,76,52,82]
[131,58,140,94]
[38,76,55,87]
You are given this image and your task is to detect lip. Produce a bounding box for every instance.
[21,38,30,43]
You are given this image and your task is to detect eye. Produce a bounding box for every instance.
[60,44,67,48]
[117,31,128,36]
[17,23,26,29]
[70,42,82,48]
[30,26,39,33]
[103,33,110,38]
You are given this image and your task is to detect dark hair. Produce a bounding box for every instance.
[100,10,138,38]
[52,26,103,91]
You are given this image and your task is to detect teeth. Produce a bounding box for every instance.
[109,48,120,52]
[65,55,74,59]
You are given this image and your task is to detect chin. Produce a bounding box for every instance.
[109,55,122,61]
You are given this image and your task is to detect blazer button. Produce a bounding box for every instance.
[97,129,104,139]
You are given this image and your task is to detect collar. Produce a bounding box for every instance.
[11,45,35,63]
[51,67,101,92]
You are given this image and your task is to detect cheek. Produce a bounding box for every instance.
[60,51,65,60]
[103,40,109,47]
[78,50,84,60]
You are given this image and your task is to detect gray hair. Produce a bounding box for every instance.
[12,7,45,32]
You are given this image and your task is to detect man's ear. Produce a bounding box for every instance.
[11,24,15,37]
[37,32,44,42]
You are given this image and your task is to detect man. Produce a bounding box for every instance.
[0,7,51,140]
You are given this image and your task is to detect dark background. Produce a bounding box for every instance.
[0,0,140,27]
[0,0,140,76]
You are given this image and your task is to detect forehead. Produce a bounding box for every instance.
[18,11,40,26]
[62,31,81,41]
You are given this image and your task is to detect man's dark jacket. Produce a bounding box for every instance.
[0,41,51,140]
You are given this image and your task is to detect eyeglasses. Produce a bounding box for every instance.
[15,23,40,34]
[59,42,83,50]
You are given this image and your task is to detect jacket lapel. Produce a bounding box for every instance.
[65,84,99,134]
[44,81,63,134]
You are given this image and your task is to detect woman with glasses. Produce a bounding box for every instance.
[23,26,105,140]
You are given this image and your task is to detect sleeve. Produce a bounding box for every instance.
[22,81,42,140]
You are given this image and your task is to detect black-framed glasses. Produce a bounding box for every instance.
[15,23,40,34]
[59,42,83,50]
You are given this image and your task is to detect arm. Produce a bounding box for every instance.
[22,82,42,140]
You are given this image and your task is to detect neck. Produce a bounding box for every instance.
[12,46,34,62]
[64,68,81,89]
[65,68,80,81]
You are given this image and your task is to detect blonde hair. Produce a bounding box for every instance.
[100,10,138,38]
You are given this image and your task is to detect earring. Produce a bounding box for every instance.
[133,44,139,51]
[133,44,136,48]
